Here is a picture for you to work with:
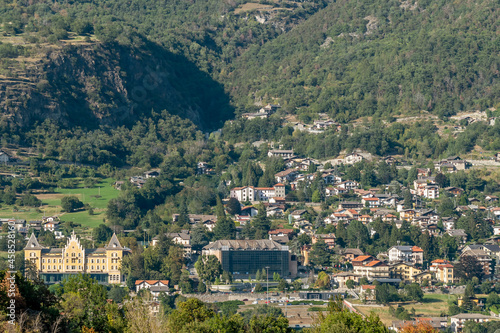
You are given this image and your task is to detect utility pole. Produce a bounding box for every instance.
[265,266,270,304]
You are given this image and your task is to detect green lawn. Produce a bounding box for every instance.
[0,178,119,229]
[354,293,455,325]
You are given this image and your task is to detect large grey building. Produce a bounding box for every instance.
[202,240,297,278]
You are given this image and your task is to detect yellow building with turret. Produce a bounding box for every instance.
[24,231,130,284]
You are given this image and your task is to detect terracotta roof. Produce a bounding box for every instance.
[269,229,294,235]
[361,285,376,290]
[432,259,446,263]
[365,260,382,267]
[135,280,169,286]
[412,246,424,252]
[274,183,285,187]
[363,197,379,201]
[353,255,372,262]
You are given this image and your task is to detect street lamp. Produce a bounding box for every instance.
[265,266,270,304]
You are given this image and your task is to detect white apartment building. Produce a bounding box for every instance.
[230,184,286,202]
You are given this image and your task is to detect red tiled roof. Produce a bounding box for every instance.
[361,285,376,290]
[365,260,382,267]
[412,246,424,252]
[353,255,372,262]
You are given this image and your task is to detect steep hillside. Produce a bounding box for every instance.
[226,0,500,120]
[0,39,233,130]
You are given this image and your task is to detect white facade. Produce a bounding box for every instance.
[230,184,285,202]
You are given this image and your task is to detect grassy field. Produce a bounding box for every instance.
[353,294,455,325]
[0,178,119,229]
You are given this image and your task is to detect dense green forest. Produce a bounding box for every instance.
[1,0,500,130]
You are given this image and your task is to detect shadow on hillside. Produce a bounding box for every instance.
[33,36,234,131]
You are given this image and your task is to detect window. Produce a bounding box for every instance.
[78,253,81,257]
[42,265,44,270]
[103,259,105,263]
[91,259,94,263]
[59,259,62,263]
[66,259,68,263]
[47,265,50,270]
[42,259,45,263]
[91,266,94,270]
[79,266,81,270]
[59,265,61,270]
[97,259,100,263]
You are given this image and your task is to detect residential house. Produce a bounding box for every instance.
[135,279,170,293]
[362,197,380,208]
[334,272,360,288]
[342,248,364,262]
[388,246,424,265]
[266,206,284,217]
[447,229,468,244]
[389,262,422,282]
[274,169,298,183]
[268,149,294,159]
[240,206,259,217]
[359,285,376,302]
[338,180,360,191]
[450,314,493,333]
[353,259,390,280]
[445,187,465,197]
[0,150,10,163]
[344,153,363,165]
[417,168,431,179]
[423,185,439,199]
[430,260,456,284]
[152,232,192,256]
[412,271,434,284]
[230,184,286,202]
[312,234,336,249]
[460,249,492,276]
[291,210,307,220]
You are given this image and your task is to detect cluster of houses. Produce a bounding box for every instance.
[241,104,281,120]
[329,242,499,294]
[122,169,161,189]
[1,216,64,239]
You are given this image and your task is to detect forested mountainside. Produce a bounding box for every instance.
[227,0,500,120]
[0,0,500,132]
[0,39,232,131]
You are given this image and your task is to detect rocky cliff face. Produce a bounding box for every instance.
[0,41,233,130]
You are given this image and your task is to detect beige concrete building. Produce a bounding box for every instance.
[25,231,130,284]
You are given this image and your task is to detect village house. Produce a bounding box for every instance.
[344,153,364,165]
[445,187,465,197]
[334,272,360,288]
[352,258,390,280]
[274,169,298,183]
[362,197,380,208]
[230,184,285,202]
[135,279,170,295]
[389,262,422,282]
[460,248,492,276]
[268,149,294,159]
[451,314,493,333]
[152,232,192,256]
[430,259,456,284]
[0,150,10,163]
[388,245,424,266]
[312,233,336,249]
